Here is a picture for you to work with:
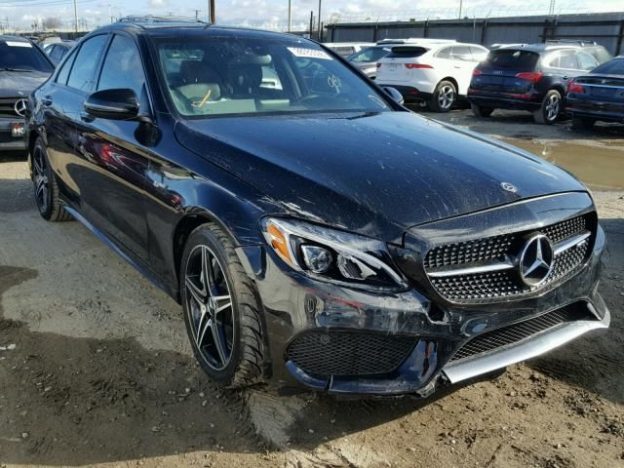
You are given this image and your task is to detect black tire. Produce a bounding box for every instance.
[533,89,562,125]
[429,80,457,113]
[31,137,72,222]
[571,116,595,130]
[180,223,264,388]
[471,103,494,118]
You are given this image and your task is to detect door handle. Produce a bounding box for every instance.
[562,76,569,80]
[42,96,53,106]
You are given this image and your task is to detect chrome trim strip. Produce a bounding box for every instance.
[442,307,610,384]
[427,259,515,278]
[554,231,591,256]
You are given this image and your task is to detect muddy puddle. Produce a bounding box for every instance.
[502,138,624,191]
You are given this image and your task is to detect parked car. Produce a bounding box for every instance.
[44,41,76,66]
[27,19,609,397]
[349,39,458,80]
[468,42,612,124]
[565,56,624,129]
[0,35,54,151]
[347,45,392,79]
[376,41,488,112]
[323,42,374,58]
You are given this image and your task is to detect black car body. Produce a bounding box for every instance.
[468,42,611,124]
[0,36,53,151]
[565,56,624,128]
[27,19,610,396]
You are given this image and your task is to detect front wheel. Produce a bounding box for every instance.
[534,90,562,124]
[429,80,457,113]
[180,223,264,388]
[31,137,72,222]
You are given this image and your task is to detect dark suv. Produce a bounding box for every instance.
[0,36,53,151]
[468,41,611,124]
[27,19,609,397]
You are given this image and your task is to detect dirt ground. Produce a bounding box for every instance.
[0,110,623,468]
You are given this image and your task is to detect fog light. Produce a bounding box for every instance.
[10,123,24,138]
[301,245,333,273]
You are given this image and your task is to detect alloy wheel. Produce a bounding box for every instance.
[32,146,50,214]
[184,244,235,371]
[545,94,560,121]
[438,85,455,110]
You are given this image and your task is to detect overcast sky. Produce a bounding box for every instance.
[5,0,624,31]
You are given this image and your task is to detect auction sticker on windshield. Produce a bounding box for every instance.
[5,41,32,48]
[288,47,331,60]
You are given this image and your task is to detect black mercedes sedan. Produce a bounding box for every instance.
[0,35,53,151]
[566,56,624,129]
[27,18,610,396]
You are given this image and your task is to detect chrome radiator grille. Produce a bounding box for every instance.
[424,214,594,304]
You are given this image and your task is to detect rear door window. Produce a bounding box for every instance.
[67,35,109,92]
[435,47,452,59]
[557,50,578,70]
[450,46,473,61]
[486,50,539,70]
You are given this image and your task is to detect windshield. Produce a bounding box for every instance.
[0,40,53,73]
[348,47,390,63]
[155,36,390,117]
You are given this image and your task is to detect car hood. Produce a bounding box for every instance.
[176,111,586,241]
[0,70,49,98]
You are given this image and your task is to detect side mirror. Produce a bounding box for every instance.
[382,86,404,105]
[84,88,140,121]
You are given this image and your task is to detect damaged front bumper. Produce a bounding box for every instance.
[243,193,610,396]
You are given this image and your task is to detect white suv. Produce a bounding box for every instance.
[377,42,489,112]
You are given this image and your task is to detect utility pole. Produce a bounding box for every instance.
[317,0,322,41]
[208,0,216,23]
[194,9,200,20]
[458,0,463,19]
[73,0,78,32]
[287,0,292,32]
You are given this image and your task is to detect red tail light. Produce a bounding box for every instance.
[405,63,433,69]
[472,68,482,77]
[515,71,544,83]
[567,81,585,94]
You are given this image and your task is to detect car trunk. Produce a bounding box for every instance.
[573,74,624,103]
[471,49,540,93]
[378,46,430,82]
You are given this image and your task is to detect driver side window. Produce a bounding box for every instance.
[98,34,147,107]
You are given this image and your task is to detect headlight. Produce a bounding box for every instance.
[262,218,408,291]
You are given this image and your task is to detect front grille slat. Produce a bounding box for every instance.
[450,304,595,362]
[424,214,594,304]
[286,331,416,378]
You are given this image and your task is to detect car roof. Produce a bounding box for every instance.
[88,17,310,43]
[495,42,603,54]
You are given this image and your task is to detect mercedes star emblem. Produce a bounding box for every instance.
[14,99,28,117]
[501,182,518,193]
[518,234,554,287]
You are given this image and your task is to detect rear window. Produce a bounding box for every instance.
[486,50,539,70]
[591,58,624,75]
[387,46,428,59]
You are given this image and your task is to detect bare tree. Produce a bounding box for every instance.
[43,17,62,30]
